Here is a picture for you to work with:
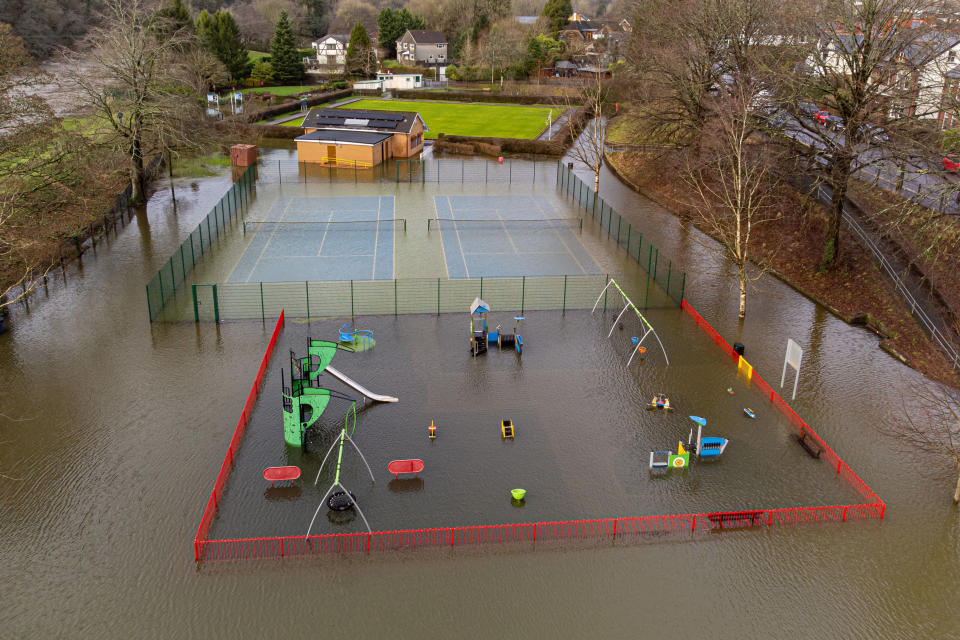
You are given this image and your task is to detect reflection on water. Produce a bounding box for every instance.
[0,148,958,638]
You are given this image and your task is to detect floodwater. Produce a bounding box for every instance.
[1,147,959,638]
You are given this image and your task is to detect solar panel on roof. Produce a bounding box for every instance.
[335,109,403,121]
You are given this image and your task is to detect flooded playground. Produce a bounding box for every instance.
[210,311,859,542]
[1,146,959,638]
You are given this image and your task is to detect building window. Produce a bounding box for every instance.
[949,51,956,63]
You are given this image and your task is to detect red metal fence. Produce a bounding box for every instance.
[194,303,883,563]
[194,310,285,557]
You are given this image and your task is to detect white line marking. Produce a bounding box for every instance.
[245,197,295,282]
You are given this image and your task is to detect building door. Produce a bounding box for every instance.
[327,145,337,164]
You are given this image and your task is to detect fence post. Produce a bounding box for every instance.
[679,272,686,303]
[613,518,617,539]
[486,161,488,182]
[260,282,265,321]
[278,160,281,184]
[147,285,154,322]
[190,235,196,266]
[626,224,631,252]
[562,275,567,313]
[180,245,187,280]
[510,160,512,183]
[603,274,609,311]
[394,279,398,316]
[212,284,220,323]
[480,277,483,300]
[842,506,848,522]
[666,261,672,296]
[305,281,310,318]
[280,538,284,558]
[198,224,204,256]
[350,279,355,318]
[521,276,526,314]
[644,270,650,311]
[653,247,659,281]
[169,258,176,290]
[616,217,621,245]
[533,162,536,183]
[461,159,464,184]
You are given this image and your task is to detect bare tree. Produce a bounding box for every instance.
[66,0,201,204]
[624,0,728,149]
[0,23,114,312]
[566,71,609,193]
[884,377,960,503]
[772,0,955,272]
[682,84,782,319]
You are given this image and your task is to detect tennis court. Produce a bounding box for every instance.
[227,196,396,282]
[433,195,602,278]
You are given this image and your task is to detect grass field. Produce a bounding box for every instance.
[340,99,561,139]
[248,50,270,63]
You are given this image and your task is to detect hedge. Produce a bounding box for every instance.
[392,90,566,105]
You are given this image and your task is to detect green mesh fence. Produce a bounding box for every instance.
[556,162,686,305]
[145,165,256,321]
[192,275,615,322]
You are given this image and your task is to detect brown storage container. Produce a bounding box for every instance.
[230,144,258,166]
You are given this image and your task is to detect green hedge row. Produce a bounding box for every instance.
[392,90,566,105]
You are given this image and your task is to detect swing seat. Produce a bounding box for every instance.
[263,466,301,485]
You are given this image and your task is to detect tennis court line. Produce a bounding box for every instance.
[532,197,590,274]
[448,196,471,278]
[370,196,381,279]
[243,197,296,283]
[314,208,335,256]
[432,198,451,279]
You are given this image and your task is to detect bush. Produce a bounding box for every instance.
[332,80,348,89]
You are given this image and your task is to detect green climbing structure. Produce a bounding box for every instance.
[283,339,350,447]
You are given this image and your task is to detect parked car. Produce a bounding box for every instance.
[942,156,959,172]
[860,124,889,143]
[826,114,844,131]
[814,110,830,125]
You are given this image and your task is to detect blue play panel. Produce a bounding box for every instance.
[433,195,602,278]
[227,196,395,282]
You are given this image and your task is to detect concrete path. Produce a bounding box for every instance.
[536,108,572,141]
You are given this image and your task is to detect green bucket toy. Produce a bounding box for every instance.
[511,488,526,500]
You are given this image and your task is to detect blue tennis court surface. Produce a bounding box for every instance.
[227,196,395,282]
[434,195,601,278]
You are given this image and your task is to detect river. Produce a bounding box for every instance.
[1,147,958,638]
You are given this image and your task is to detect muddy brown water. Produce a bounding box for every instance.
[1,149,958,638]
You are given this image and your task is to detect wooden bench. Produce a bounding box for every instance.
[794,431,823,459]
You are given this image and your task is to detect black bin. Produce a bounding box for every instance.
[733,342,745,356]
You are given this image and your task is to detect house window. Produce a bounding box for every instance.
[415,76,420,82]
[949,51,956,63]
[438,44,445,48]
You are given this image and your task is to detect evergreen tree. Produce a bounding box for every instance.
[346,22,375,78]
[301,0,328,38]
[270,10,305,83]
[197,10,251,83]
[541,0,573,37]
[152,0,193,40]
[377,8,426,59]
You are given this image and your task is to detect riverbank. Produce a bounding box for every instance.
[605,149,960,388]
